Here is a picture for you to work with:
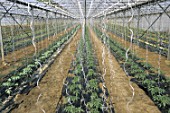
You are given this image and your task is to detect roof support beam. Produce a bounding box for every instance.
[6,0,74,18]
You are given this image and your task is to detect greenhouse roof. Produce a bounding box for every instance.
[0,0,170,19]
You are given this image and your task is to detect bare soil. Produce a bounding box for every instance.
[89,27,161,113]
[0,27,75,79]
[11,29,81,113]
[107,32,170,77]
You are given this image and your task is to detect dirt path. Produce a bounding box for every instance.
[89,27,161,113]
[11,29,81,113]
[0,26,76,78]
[107,32,170,77]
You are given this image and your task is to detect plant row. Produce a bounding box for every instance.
[2,23,72,43]
[104,24,169,57]
[2,22,71,41]
[107,24,169,40]
[1,23,75,55]
[57,27,114,113]
[0,26,76,79]
[94,27,170,113]
[0,25,80,112]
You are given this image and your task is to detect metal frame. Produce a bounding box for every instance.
[0,0,170,60]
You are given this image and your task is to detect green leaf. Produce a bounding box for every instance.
[11,75,20,81]
[153,95,170,107]
[66,95,79,103]
[87,98,102,109]
[68,84,77,92]
[149,87,165,95]
[135,73,147,80]
[89,109,100,113]
[5,88,12,95]
[27,64,36,69]
[87,79,99,92]
[72,76,80,84]
[91,92,99,100]
[74,68,82,75]
[64,105,83,113]
[87,69,95,78]
[2,82,13,87]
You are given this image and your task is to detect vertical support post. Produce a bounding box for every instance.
[0,19,5,65]
[137,7,140,46]
[115,14,117,35]
[10,20,16,61]
[111,16,113,32]
[124,12,127,48]
[168,29,170,60]
[46,11,49,40]
[60,14,63,33]
[57,14,60,33]
[55,13,57,34]
[31,8,35,42]
[85,0,86,33]
[65,16,68,38]
[63,15,65,34]
[31,7,36,56]
[123,11,125,39]
[65,16,67,32]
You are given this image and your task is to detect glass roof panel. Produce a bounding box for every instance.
[0,0,169,19]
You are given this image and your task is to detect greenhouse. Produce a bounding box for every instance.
[0,0,170,113]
